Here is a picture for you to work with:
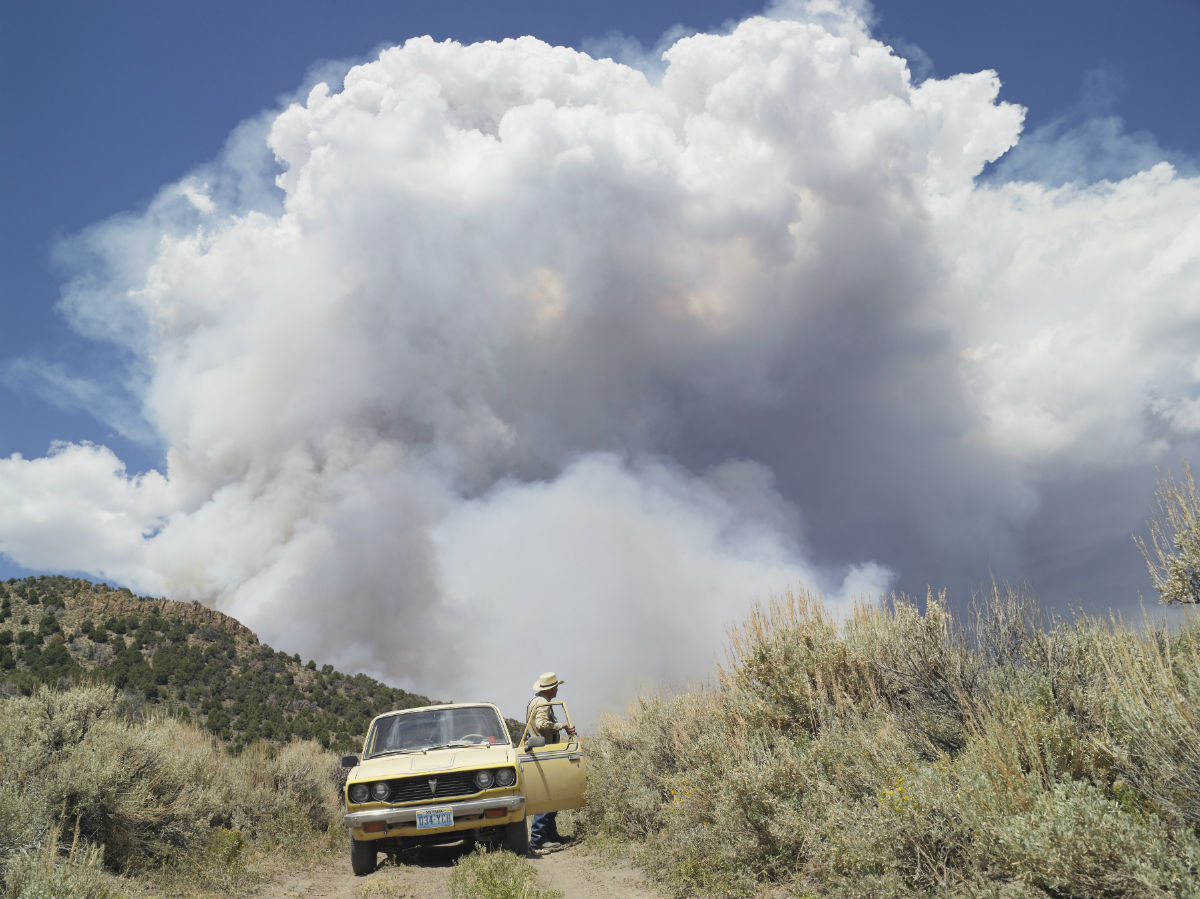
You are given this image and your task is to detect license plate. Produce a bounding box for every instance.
[416,807,453,830]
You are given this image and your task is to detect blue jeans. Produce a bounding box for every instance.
[530,811,559,847]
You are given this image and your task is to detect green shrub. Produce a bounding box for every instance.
[981,779,1200,897]
[262,739,342,828]
[448,846,562,899]
[33,715,221,870]
[1089,621,1200,830]
[582,589,1200,898]
[1137,462,1200,605]
[0,684,342,890]
[0,779,49,869]
[582,690,716,839]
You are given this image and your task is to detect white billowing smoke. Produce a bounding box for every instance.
[3,0,1199,721]
[433,454,888,716]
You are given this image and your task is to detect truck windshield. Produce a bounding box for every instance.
[365,706,509,758]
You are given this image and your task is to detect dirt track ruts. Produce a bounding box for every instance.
[248,839,665,898]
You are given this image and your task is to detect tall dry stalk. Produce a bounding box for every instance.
[1136,462,1200,604]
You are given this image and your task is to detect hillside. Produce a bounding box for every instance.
[0,575,431,751]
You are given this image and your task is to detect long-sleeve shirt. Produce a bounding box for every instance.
[526,695,563,742]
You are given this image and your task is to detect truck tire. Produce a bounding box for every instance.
[504,816,530,855]
[350,833,377,875]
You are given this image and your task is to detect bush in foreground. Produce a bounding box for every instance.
[581,587,1200,898]
[1,824,117,899]
[0,684,343,895]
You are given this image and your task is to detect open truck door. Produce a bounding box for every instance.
[519,699,586,814]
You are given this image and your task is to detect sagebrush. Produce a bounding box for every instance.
[580,587,1200,898]
[0,684,343,896]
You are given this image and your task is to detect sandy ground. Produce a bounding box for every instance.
[247,839,665,899]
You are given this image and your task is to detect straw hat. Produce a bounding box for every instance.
[533,672,565,691]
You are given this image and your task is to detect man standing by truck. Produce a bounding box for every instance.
[526,671,577,851]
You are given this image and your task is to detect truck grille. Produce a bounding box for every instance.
[384,771,482,803]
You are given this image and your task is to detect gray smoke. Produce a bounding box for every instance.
[2,0,1199,721]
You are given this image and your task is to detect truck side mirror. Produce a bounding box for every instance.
[340,754,360,768]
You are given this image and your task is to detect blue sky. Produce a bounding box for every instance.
[2,0,1199,714]
[4,1,1197,476]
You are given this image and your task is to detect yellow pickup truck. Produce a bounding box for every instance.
[341,701,585,874]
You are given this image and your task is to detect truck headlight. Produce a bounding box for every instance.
[474,770,494,790]
[495,767,516,787]
[348,783,369,803]
[371,782,391,801]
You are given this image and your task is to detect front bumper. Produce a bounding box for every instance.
[344,794,525,839]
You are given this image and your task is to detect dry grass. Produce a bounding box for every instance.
[1,822,121,899]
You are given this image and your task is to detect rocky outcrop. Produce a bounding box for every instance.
[57,582,256,641]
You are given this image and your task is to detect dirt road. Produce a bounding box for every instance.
[249,840,665,899]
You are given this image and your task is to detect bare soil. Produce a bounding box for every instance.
[246,839,665,899]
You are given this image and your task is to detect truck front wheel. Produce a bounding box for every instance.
[350,833,377,875]
[504,816,530,855]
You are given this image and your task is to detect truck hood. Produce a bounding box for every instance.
[352,744,516,779]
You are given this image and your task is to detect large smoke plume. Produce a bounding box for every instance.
[2,0,1198,721]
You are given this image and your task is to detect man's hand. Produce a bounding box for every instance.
[564,725,577,737]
